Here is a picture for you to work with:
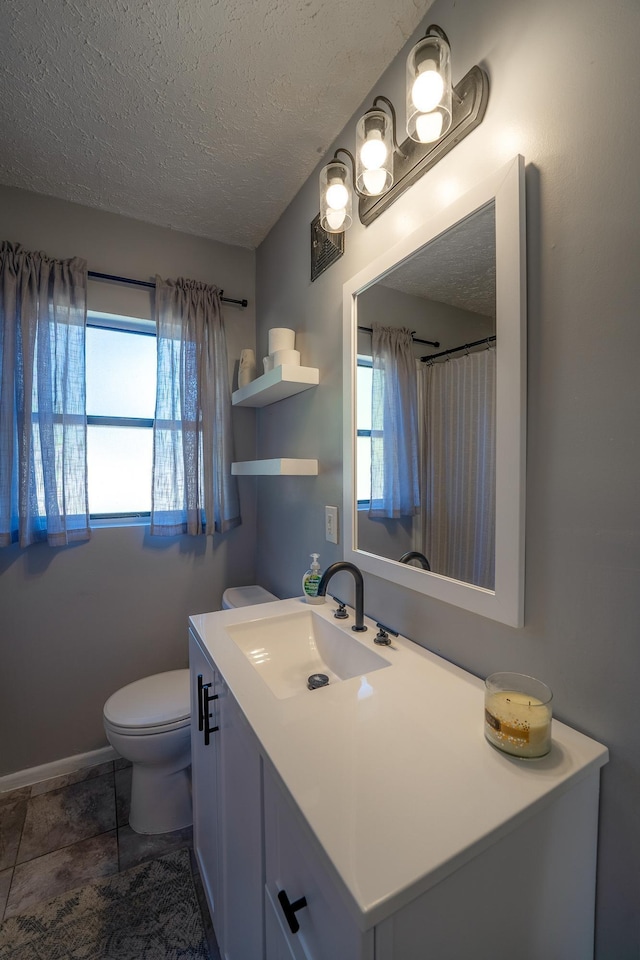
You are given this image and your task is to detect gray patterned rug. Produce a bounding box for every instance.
[0,849,210,959]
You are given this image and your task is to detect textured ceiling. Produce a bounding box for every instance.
[0,0,433,249]
[380,203,496,317]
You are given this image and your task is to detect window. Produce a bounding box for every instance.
[356,356,372,507]
[86,312,157,519]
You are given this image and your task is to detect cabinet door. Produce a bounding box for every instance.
[189,632,223,938]
[218,675,263,960]
[263,763,373,960]
[265,885,298,960]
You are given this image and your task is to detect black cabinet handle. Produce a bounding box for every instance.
[277,889,308,934]
[197,674,219,745]
[197,674,206,731]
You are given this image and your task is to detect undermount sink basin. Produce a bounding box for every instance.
[226,607,391,699]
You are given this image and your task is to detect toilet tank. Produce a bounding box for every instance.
[222,585,279,609]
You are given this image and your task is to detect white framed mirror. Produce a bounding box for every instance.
[343,155,526,626]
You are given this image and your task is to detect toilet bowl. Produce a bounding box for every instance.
[103,670,191,835]
[103,586,278,836]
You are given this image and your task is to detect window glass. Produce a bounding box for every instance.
[356,361,372,431]
[86,327,156,419]
[86,317,157,518]
[356,435,372,503]
[357,357,373,505]
[87,425,153,515]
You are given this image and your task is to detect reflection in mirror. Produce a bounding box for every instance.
[343,155,526,626]
[355,203,496,590]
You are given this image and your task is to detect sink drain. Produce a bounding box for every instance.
[307,673,330,690]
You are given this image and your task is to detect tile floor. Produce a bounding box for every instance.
[0,759,219,957]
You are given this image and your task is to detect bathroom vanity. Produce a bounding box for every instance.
[189,598,608,960]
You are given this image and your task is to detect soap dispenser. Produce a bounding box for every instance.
[302,554,324,604]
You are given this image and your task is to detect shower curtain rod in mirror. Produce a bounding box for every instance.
[420,335,496,363]
[357,325,439,348]
[88,270,248,307]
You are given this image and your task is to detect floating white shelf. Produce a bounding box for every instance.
[231,458,318,477]
[232,364,319,407]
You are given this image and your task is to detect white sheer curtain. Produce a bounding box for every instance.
[151,276,241,537]
[0,241,90,547]
[369,323,420,519]
[418,348,496,589]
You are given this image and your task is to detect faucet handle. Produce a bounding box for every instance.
[331,596,349,620]
[374,621,398,645]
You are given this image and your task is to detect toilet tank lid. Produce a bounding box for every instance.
[222,585,279,608]
[104,669,190,728]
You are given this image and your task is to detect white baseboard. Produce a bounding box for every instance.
[0,746,119,794]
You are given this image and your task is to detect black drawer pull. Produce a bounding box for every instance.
[197,674,219,745]
[277,889,308,934]
[197,675,207,731]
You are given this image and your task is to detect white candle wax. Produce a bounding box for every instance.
[484,689,552,758]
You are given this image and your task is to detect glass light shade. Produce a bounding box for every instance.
[406,34,452,143]
[355,110,393,197]
[320,159,353,233]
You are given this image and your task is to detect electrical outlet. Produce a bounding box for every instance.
[325,505,339,544]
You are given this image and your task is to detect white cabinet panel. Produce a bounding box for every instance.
[265,886,298,960]
[374,773,601,960]
[190,634,222,934]
[263,763,373,960]
[219,681,263,960]
[190,630,263,960]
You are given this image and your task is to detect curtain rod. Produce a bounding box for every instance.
[420,335,496,363]
[358,325,440,348]
[88,270,248,308]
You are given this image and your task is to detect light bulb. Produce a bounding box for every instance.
[412,60,444,113]
[326,181,349,210]
[325,207,347,231]
[360,132,387,171]
[415,110,444,143]
[362,168,388,196]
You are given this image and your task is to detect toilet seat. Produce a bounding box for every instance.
[104,714,190,737]
[103,669,190,735]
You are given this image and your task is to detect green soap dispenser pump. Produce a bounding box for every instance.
[302,553,324,605]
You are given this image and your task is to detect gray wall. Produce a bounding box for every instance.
[255,0,640,956]
[0,186,258,775]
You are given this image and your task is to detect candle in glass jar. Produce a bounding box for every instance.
[484,673,553,758]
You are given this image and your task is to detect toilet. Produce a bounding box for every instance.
[103,584,278,835]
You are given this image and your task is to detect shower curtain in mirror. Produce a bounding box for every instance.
[150,276,241,537]
[369,323,420,518]
[0,241,90,547]
[416,348,496,589]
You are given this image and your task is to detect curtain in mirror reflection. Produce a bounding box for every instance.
[417,347,496,589]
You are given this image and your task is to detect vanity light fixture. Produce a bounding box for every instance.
[406,25,452,144]
[319,100,399,233]
[355,96,398,197]
[319,149,355,234]
[317,24,488,234]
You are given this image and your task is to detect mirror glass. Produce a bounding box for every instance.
[343,157,526,626]
[355,202,496,589]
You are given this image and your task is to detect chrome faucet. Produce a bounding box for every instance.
[317,561,367,632]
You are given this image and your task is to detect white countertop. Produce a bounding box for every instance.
[189,598,608,930]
